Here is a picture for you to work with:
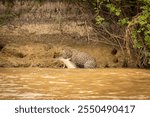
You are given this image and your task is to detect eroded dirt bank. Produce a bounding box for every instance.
[0,35,131,68]
[0,1,136,68]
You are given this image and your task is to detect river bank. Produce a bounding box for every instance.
[0,1,137,68]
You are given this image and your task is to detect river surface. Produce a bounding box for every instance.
[0,68,150,100]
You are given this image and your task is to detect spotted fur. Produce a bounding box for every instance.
[61,48,97,68]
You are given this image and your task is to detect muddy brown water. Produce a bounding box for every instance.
[0,68,150,100]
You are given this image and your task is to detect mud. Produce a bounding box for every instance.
[0,36,132,68]
[0,1,137,68]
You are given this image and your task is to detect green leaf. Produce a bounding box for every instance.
[115,9,121,16]
[118,18,129,25]
[106,4,115,12]
[95,15,104,25]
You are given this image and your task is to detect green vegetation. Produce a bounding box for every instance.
[78,0,150,67]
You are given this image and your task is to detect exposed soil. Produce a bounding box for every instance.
[0,1,137,68]
[0,33,135,68]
